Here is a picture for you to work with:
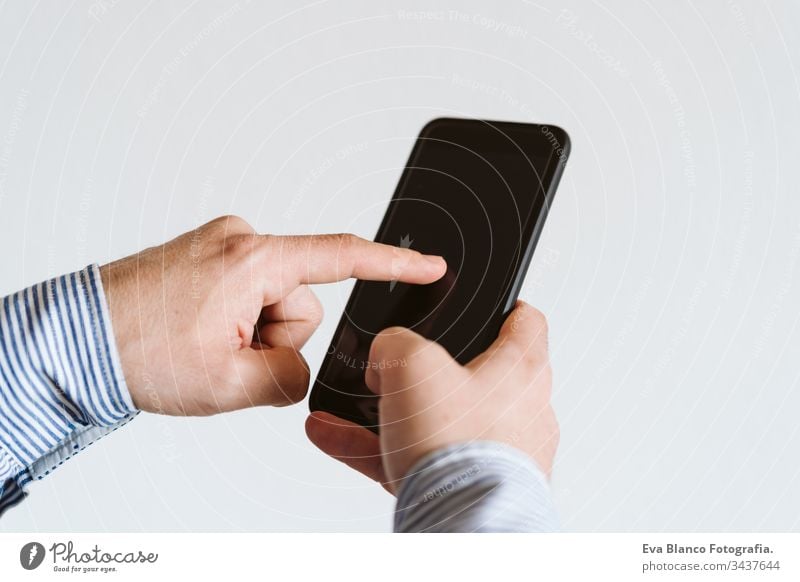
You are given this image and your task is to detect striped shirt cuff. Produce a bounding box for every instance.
[0,264,137,516]
[394,441,559,533]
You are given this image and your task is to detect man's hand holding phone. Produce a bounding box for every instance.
[306,301,559,494]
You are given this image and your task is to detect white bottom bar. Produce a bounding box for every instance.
[1,533,797,581]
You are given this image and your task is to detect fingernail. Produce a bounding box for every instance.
[424,255,446,269]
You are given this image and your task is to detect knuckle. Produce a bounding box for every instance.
[514,301,547,327]
[526,305,549,333]
[517,307,549,356]
[209,214,253,234]
[222,233,260,261]
[336,233,362,252]
[258,234,282,262]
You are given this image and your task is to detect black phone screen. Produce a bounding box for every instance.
[309,118,569,431]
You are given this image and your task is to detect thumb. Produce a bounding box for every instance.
[229,346,310,409]
[365,326,449,396]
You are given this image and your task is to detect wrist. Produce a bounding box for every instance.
[98,262,143,412]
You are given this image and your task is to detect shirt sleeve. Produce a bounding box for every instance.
[0,264,137,516]
[393,441,559,533]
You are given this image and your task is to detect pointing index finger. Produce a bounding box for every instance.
[270,233,447,286]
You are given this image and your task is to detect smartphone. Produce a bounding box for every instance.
[308,118,570,432]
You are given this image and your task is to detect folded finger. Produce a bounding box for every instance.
[305,411,391,493]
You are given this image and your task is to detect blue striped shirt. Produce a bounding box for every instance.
[0,265,557,531]
[395,441,558,532]
[0,265,137,515]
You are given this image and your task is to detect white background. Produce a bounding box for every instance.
[0,0,799,531]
